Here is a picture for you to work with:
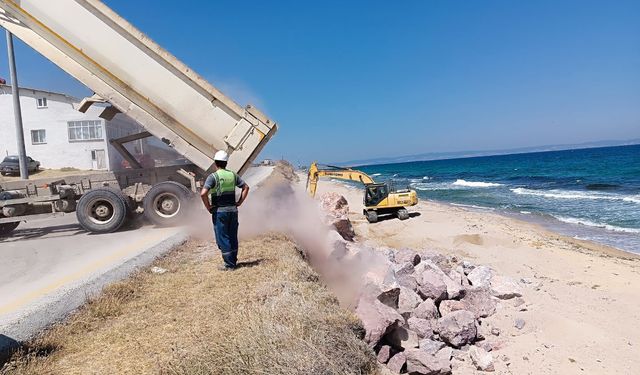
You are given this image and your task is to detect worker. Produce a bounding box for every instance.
[200,150,250,271]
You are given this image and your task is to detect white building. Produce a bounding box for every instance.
[0,84,143,171]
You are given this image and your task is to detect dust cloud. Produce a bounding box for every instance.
[182,166,387,307]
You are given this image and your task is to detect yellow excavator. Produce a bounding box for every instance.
[306,162,418,223]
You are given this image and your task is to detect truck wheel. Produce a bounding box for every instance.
[143,181,192,226]
[0,221,19,236]
[365,210,378,223]
[76,188,128,233]
[397,208,409,220]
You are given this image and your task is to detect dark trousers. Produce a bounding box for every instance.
[212,210,239,268]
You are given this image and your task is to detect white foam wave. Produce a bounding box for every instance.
[411,182,450,191]
[451,203,495,210]
[371,173,382,177]
[554,216,640,234]
[511,188,640,204]
[623,195,640,204]
[453,179,503,188]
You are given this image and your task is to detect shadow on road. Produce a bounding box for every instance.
[0,223,84,242]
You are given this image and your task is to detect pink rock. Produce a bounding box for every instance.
[436,310,478,348]
[356,298,404,348]
[319,192,355,241]
[418,338,445,355]
[405,348,452,374]
[417,269,448,302]
[386,352,407,373]
[439,300,466,317]
[398,287,422,317]
[377,344,392,363]
[460,287,497,319]
[407,317,435,339]
[413,298,439,320]
[395,248,421,265]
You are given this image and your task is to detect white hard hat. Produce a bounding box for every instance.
[214,150,229,162]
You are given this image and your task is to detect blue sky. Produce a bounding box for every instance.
[1,0,639,165]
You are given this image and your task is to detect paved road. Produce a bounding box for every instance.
[0,166,273,349]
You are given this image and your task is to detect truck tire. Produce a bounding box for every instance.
[397,208,409,220]
[143,181,192,226]
[76,188,128,233]
[365,210,378,223]
[0,221,19,236]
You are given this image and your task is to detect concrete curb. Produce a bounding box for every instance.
[0,230,188,359]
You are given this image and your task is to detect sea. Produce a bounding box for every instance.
[355,144,640,254]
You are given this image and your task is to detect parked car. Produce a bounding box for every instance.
[0,155,41,175]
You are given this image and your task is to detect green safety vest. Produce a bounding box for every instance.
[209,169,238,207]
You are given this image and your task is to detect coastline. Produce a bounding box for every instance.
[436,200,640,261]
[326,178,639,259]
[310,177,640,374]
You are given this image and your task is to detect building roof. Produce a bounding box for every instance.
[0,84,82,103]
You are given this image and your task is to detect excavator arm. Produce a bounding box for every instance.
[306,162,375,198]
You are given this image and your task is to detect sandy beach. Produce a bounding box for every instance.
[311,178,640,374]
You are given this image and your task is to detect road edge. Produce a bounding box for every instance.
[0,230,188,360]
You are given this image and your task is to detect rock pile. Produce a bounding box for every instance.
[350,247,523,374]
[317,193,524,374]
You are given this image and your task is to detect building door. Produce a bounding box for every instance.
[91,149,106,169]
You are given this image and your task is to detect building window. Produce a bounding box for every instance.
[37,97,48,108]
[68,120,103,142]
[31,129,46,144]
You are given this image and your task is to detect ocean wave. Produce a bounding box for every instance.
[511,188,640,204]
[451,203,495,210]
[453,179,503,188]
[553,216,640,234]
[623,195,640,204]
[411,182,450,191]
[371,173,382,177]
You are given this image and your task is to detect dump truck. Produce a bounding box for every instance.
[0,0,277,235]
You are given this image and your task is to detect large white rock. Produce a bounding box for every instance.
[467,266,493,288]
[489,275,523,299]
[469,345,495,372]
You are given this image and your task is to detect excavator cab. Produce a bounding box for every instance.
[364,183,389,207]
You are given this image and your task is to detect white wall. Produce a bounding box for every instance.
[0,86,141,171]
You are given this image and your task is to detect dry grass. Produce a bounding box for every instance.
[1,234,377,375]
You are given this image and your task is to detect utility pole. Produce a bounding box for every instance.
[5,30,28,179]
